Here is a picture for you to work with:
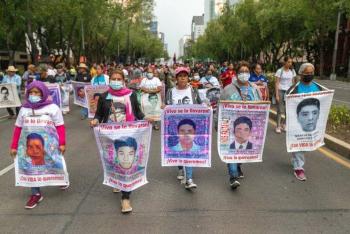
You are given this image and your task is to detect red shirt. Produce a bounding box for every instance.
[220,69,236,88]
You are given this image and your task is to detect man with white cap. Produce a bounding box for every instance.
[2,66,21,118]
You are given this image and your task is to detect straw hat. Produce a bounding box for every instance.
[6,66,18,72]
[78,63,88,69]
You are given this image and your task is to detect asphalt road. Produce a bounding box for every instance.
[316,79,350,108]
[0,104,350,234]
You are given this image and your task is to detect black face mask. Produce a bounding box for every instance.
[303,75,314,83]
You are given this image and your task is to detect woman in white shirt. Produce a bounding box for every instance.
[275,56,296,133]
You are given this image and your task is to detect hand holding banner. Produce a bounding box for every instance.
[15,115,69,187]
[161,105,212,167]
[217,101,270,163]
[94,121,152,192]
[286,90,334,152]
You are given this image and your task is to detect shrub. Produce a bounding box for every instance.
[327,105,350,131]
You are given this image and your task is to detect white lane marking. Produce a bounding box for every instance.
[0,115,9,119]
[333,99,350,105]
[0,163,14,176]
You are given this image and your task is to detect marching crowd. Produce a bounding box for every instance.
[1,58,325,213]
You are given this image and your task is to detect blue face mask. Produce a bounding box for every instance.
[110,80,123,90]
[28,95,42,103]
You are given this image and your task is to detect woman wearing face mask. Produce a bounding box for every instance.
[219,61,262,190]
[139,66,162,130]
[286,63,323,181]
[10,81,67,209]
[200,69,220,89]
[275,56,297,133]
[190,72,202,89]
[90,70,145,213]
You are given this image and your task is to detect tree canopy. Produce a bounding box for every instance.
[0,0,167,65]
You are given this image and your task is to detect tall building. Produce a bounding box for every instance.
[191,14,205,41]
[150,21,158,35]
[158,32,165,44]
[178,35,191,58]
[204,0,239,28]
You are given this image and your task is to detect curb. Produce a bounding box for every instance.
[269,109,350,159]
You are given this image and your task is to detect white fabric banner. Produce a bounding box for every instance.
[286,90,334,152]
[15,115,69,187]
[94,121,152,192]
[161,105,212,167]
[85,85,109,118]
[141,92,162,121]
[0,83,21,108]
[61,83,72,112]
[217,101,270,163]
[72,81,89,107]
[45,83,62,108]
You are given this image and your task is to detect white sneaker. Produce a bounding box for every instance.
[275,127,281,134]
[185,179,197,189]
[177,169,184,180]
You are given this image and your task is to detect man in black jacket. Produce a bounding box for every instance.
[75,63,91,83]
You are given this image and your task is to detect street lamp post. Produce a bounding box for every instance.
[330,11,342,81]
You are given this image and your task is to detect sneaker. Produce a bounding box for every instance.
[112,188,121,193]
[238,165,244,179]
[25,194,43,209]
[281,124,287,132]
[294,170,306,181]
[185,179,197,189]
[153,125,160,130]
[121,199,133,213]
[60,184,69,190]
[229,177,240,189]
[177,169,184,180]
[275,127,281,134]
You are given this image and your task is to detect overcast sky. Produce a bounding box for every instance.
[154,0,204,56]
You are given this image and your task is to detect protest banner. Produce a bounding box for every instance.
[72,81,88,107]
[94,121,152,192]
[60,83,72,112]
[286,90,334,152]
[0,83,21,108]
[217,101,270,163]
[85,85,109,118]
[45,83,62,108]
[141,92,162,121]
[15,115,69,187]
[161,105,212,167]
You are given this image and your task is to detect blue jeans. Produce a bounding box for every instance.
[80,107,88,118]
[178,166,193,180]
[31,187,41,195]
[292,151,305,170]
[227,163,238,178]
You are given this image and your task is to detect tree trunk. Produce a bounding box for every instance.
[66,17,77,67]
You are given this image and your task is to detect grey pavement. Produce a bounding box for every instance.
[316,79,350,108]
[0,104,350,234]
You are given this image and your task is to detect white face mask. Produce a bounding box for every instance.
[237,72,250,83]
[193,75,200,81]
